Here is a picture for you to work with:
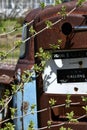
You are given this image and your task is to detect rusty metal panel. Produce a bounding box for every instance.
[23,1,87,130]
[0,74,13,84]
[34,14,87,51]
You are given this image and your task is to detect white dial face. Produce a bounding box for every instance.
[42,50,87,94]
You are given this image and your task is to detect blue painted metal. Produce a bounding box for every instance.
[0,84,5,122]
[13,91,22,130]
[23,78,38,130]
[13,72,38,130]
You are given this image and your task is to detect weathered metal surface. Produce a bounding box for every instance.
[33,2,87,51]
[38,94,87,130]
[13,90,23,130]
[1,0,87,130]
[0,74,13,84]
[22,1,87,130]
[23,78,38,130]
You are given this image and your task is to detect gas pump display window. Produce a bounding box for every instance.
[53,49,87,83]
[43,49,87,94]
[52,49,87,59]
[57,68,87,83]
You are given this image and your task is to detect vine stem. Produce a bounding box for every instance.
[77,114,87,120]
[0,20,34,37]
[0,1,87,130]
[0,96,12,113]
[0,102,80,124]
[0,82,23,113]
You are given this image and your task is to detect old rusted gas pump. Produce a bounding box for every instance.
[15,1,87,129]
[1,0,87,130]
[30,1,87,130]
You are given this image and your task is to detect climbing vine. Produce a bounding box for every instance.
[0,0,87,130]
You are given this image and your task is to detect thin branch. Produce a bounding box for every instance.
[77,114,87,120]
[0,96,12,113]
[0,20,34,37]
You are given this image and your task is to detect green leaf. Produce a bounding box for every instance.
[50,39,62,50]
[14,40,23,48]
[10,107,17,119]
[30,104,36,114]
[40,2,45,9]
[0,51,6,60]
[49,98,56,107]
[11,84,17,94]
[4,89,10,98]
[4,122,15,130]
[59,126,66,130]
[76,0,86,7]
[45,20,52,29]
[28,120,34,130]
[29,26,36,35]
[66,111,78,122]
[0,99,4,107]
[82,96,87,103]
[65,94,72,108]
[58,5,66,19]
[47,120,52,128]
[82,105,87,114]
[55,0,63,5]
